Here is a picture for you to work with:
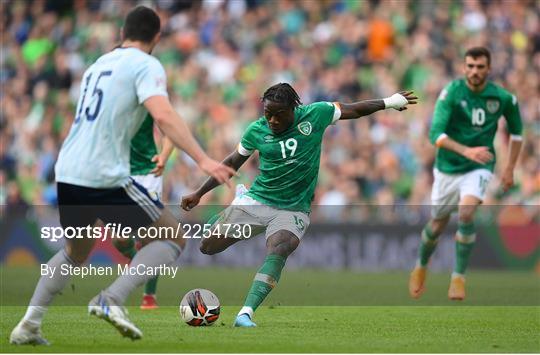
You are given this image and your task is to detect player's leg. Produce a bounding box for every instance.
[448,195,481,300]
[418,217,450,267]
[88,179,184,339]
[97,212,185,309]
[90,208,183,339]
[409,216,450,298]
[448,169,492,300]
[10,183,98,345]
[200,193,266,255]
[235,210,308,327]
[131,174,163,310]
[199,211,243,254]
[112,235,138,259]
[410,169,459,299]
[111,232,161,309]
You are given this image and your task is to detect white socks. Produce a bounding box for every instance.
[23,249,77,326]
[105,240,182,305]
[238,306,254,319]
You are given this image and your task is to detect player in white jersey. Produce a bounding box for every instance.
[10,6,234,345]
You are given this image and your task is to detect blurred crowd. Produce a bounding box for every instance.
[1,0,539,222]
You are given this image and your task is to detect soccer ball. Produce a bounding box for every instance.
[179,289,220,326]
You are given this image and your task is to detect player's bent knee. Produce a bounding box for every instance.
[200,235,238,255]
[458,214,474,224]
[267,231,300,257]
[458,207,476,223]
[430,217,450,235]
[200,240,219,255]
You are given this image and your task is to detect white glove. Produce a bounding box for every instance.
[383,93,409,110]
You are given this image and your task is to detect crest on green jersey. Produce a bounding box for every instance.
[297,122,312,136]
[486,99,500,114]
[264,134,274,143]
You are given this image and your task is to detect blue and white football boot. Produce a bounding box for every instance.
[88,292,142,340]
[233,313,257,327]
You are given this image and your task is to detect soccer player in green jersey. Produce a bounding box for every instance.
[182,83,417,327]
[112,113,174,310]
[409,47,523,301]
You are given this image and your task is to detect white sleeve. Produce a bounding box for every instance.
[331,102,342,124]
[510,134,523,141]
[135,58,168,104]
[237,142,253,156]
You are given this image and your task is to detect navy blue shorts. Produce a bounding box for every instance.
[57,179,164,230]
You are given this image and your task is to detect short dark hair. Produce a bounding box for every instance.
[122,6,161,43]
[465,47,491,66]
[261,83,302,109]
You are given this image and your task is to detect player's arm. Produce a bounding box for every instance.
[338,91,418,120]
[435,137,494,165]
[144,96,234,185]
[150,136,174,177]
[429,85,493,165]
[501,138,523,192]
[500,94,524,192]
[181,150,250,211]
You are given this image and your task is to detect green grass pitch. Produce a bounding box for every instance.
[1,267,539,353]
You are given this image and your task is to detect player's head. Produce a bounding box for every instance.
[121,6,161,52]
[261,83,302,134]
[464,47,491,89]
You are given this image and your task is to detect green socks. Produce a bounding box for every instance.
[144,276,158,295]
[113,238,137,259]
[418,224,440,267]
[417,220,476,276]
[242,254,287,314]
[454,221,476,275]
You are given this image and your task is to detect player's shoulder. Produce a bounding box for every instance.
[92,48,163,75]
[245,117,266,133]
[446,79,464,92]
[131,49,163,70]
[437,79,462,101]
[300,101,335,112]
[486,81,516,102]
[295,102,335,120]
[112,48,163,71]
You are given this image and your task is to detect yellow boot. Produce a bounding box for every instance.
[448,274,466,301]
[409,266,427,299]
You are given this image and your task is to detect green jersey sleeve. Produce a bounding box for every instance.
[238,121,259,156]
[307,101,341,128]
[502,93,523,137]
[429,82,455,145]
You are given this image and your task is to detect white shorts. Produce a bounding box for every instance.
[131,174,163,201]
[213,194,310,240]
[431,168,493,219]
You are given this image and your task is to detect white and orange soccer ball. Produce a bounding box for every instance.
[179,289,220,326]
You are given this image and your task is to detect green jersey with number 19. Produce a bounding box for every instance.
[429,79,522,174]
[238,102,341,213]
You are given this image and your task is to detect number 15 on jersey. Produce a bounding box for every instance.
[75,70,113,123]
